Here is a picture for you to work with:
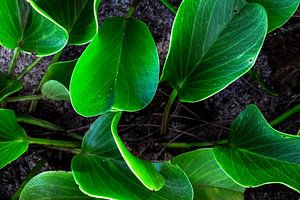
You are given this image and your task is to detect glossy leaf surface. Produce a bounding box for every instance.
[20,171,97,200]
[173,148,245,200]
[214,105,300,192]
[41,59,77,89]
[41,80,70,101]
[247,0,300,32]
[72,113,193,200]
[0,109,29,169]
[29,0,101,45]
[0,71,23,102]
[0,0,68,56]
[161,0,267,102]
[70,17,159,117]
[111,112,165,191]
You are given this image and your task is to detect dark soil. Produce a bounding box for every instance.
[0,0,299,199]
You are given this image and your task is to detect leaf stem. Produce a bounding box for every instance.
[126,0,141,19]
[29,137,81,149]
[160,89,178,135]
[6,95,44,103]
[16,57,43,80]
[8,48,20,76]
[12,159,46,200]
[16,115,65,132]
[29,50,63,113]
[162,139,228,149]
[159,0,177,15]
[270,103,300,126]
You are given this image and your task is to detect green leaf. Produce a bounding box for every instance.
[20,171,97,200]
[41,80,70,101]
[0,109,29,169]
[247,0,300,32]
[28,0,101,45]
[41,59,77,89]
[0,0,68,56]
[161,0,267,103]
[214,105,300,192]
[0,71,23,102]
[172,148,245,200]
[72,113,193,200]
[70,17,159,117]
[111,112,165,191]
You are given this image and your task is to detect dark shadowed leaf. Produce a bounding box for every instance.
[29,0,101,45]
[70,17,159,117]
[41,80,70,101]
[0,0,68,56]
[214,105,300,192]
[0,71,23,102]
[20,171,97,200]
[0,109,29,169]
[161,0,267,103]
[72,113,193,200]
[173,148,245,200]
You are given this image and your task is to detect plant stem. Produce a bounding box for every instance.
[159,0,177,15]
[8,48,20,76]
[16,57,43,80]
[6,95,43,103]
[270,103,300,126]
[29,137,81,149]
[16,115,65,132]
[162,139,228,149]
[126,0,141,18]
[29,50,63,113]
[160,89,178,135]
[12,159,46,200]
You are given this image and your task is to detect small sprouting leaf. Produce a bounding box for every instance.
[0,0,68,56]
[111,112,165,191]
[41,59,77,89]
[19,171,97,200]
[0,71,23,102]
[214,105,300,192]
[41,80,70,101]
[70,17,159,117]
[72,113,193,200]
[0,109,29,169]
[28,0,101,45]
[172,148,245,200]
[161,0,267,103]
[247,0,300,32]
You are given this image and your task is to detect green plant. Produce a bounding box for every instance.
[0,0,300,199]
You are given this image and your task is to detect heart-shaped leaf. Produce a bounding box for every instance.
[0,0,68,56]
[41,80,70,101]
[70,17,159,117]
[20,171,97,200]
[40,59,77,89]
[247,0,300,32]
[28,0,101,45]
[172,148,245,200]
[111,112,165,191]
[214,105,300,192]
[0,109,29,169]
[0,71,23,102]
[72,113,193,200]
[161,0,267,102]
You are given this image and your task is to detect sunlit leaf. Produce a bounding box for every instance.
[214,105,300,192]
[41,80,70,101]
[0,0,68,56]
[161,0,267,102]
[70,17,159,117]
[0,109,29,169]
